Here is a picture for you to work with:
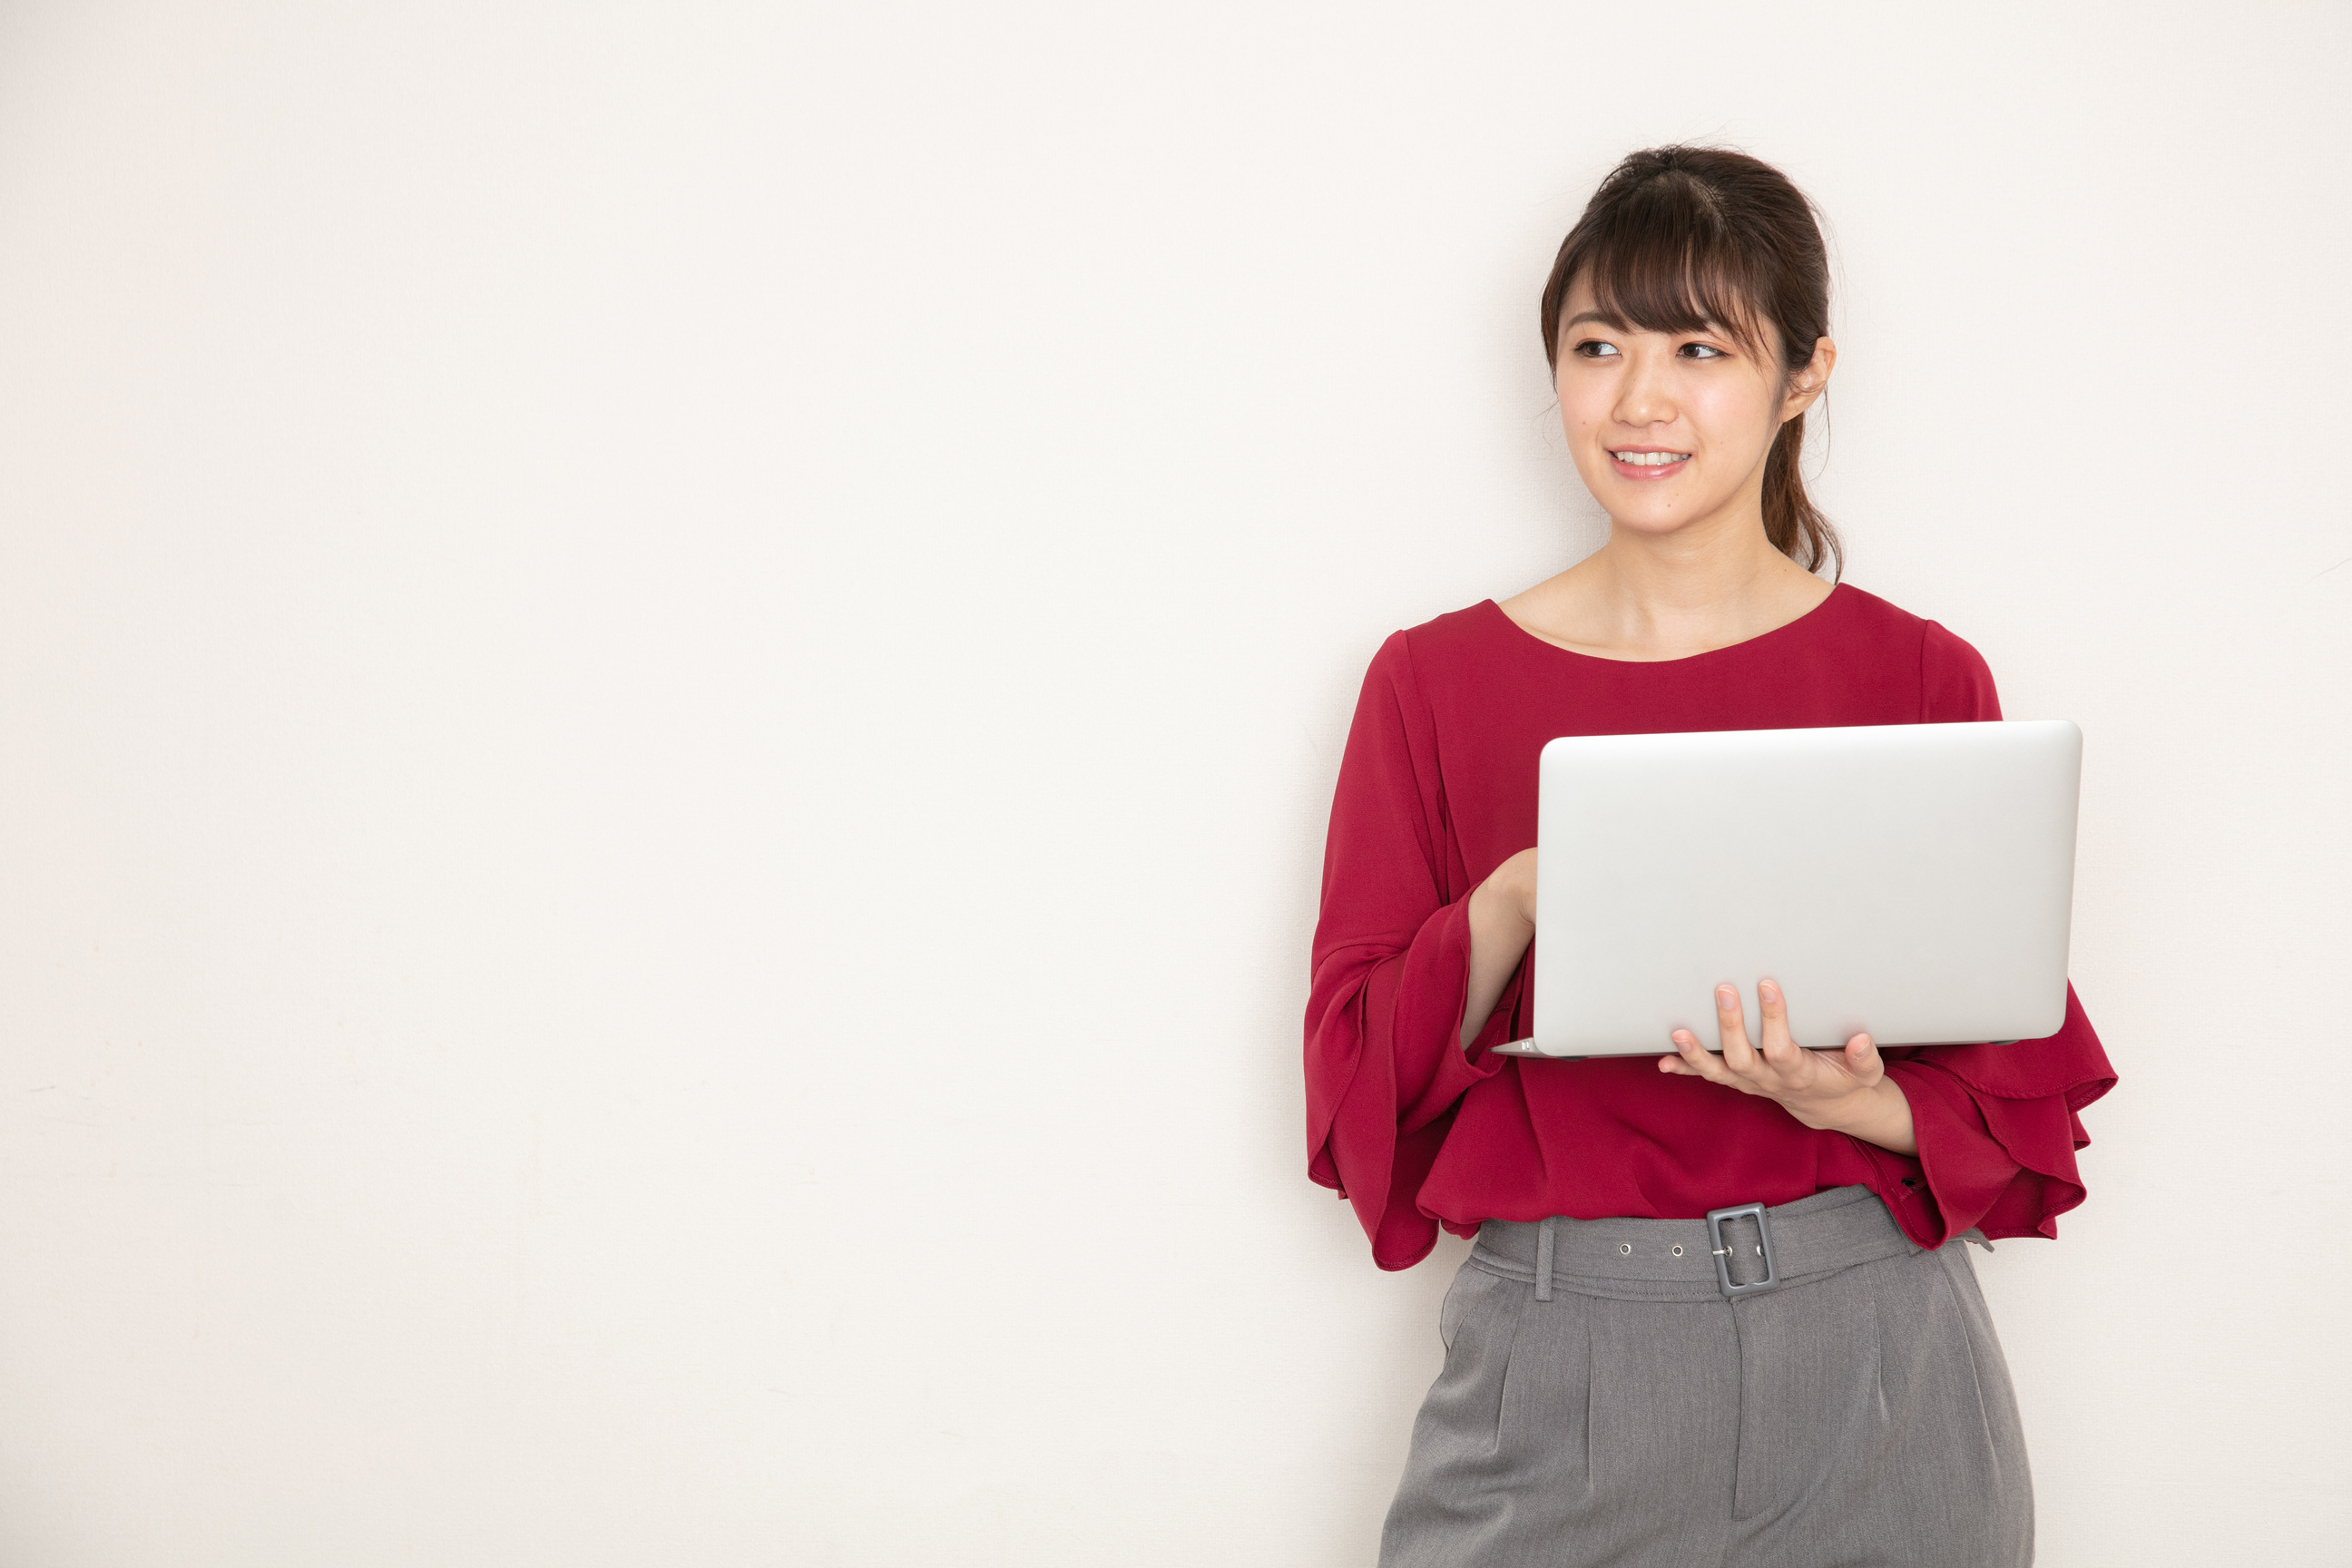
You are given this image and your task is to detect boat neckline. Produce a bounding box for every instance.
[1478,582,1849,667]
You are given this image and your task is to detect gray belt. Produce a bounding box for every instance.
[1469,1183,1974,1305]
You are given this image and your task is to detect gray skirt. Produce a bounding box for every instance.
[1379,1186,2031,1568]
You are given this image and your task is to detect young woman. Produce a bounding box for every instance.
[1305,146,2116,1567]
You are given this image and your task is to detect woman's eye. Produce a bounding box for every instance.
[1679,342,1725,359]
[1573,340,1620,359]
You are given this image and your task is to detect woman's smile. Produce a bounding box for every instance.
[1607,446,1692,479]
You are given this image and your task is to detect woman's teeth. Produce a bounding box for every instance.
[1612,451,1690,466]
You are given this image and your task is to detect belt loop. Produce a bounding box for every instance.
[1534,1217,1555,1302]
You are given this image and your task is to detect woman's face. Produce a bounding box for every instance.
[1553,272,1830,541]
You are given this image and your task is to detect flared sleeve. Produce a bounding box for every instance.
[1862,623,2121,1247]
[1305,632,1514,1269]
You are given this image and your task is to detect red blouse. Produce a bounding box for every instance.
[1305,583,2118,1270]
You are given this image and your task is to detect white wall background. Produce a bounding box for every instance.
[0,3,2344,1563]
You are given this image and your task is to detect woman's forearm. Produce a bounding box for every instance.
[1460,850,1538,1048]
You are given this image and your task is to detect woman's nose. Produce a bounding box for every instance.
[1612,356,1677,428]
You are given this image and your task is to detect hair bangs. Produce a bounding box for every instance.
[1554,174,1773,364]
[1581,224,1771,364]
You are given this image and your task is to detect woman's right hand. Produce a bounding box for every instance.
[1461,848,1538,1047]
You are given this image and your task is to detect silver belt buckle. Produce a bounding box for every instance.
[1705,1202,1779,1299]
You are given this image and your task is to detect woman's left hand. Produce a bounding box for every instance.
[1660,978,1919,1156]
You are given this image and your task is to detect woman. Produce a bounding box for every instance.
[1305,146,2116,1567]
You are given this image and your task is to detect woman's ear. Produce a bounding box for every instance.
[1783,336,1837,418]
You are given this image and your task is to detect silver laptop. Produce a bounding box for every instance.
[1493,720,2080,1058]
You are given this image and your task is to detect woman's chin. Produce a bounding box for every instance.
[1602,500,1726,540]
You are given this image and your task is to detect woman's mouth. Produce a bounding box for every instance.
[1608,448,1690,480]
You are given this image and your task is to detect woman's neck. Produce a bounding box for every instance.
[1498,517,1833,662]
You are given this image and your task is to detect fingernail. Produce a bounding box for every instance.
[1716,985,1738,1008]
[1759,979,1779,1004]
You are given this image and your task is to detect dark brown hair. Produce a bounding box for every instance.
[1540,145,1840,579]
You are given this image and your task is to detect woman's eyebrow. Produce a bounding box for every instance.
[1564,310,1732,336]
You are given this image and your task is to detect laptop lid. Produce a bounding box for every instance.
[1494,720,2080,1059]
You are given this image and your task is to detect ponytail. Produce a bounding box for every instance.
[1763,409,1839,580]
